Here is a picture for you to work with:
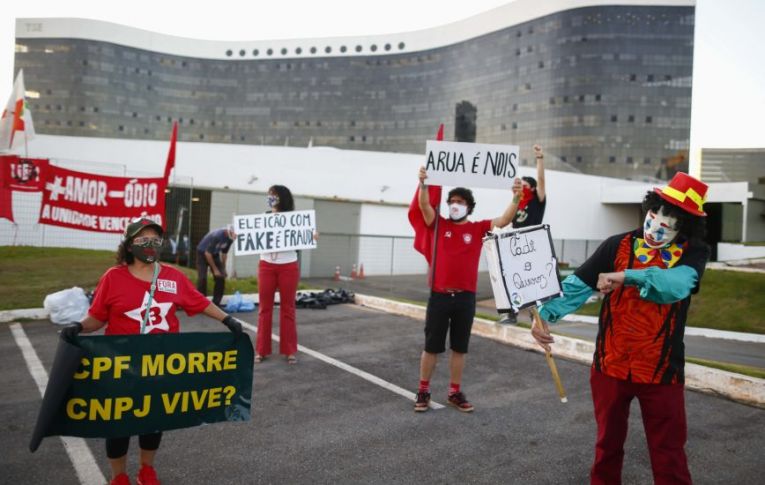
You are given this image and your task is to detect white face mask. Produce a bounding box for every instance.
[643,207,679,248]
[449,203,468,221]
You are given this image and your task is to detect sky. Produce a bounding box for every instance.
[1,0,763,153]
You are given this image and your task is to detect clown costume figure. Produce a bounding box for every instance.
[532,172,710,485]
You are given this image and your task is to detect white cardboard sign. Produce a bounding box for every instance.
[424,140,520,190]
[233,210,317,256]
[483,224,563,312]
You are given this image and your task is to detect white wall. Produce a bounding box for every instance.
[717,243,765,262]
[8,134,735,269]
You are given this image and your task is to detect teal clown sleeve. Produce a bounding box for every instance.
[538,274,594,323]
[624,265,699,304]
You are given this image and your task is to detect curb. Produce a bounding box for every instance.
[354,293,765,408]
[0,308,49,323]
[0,289,330,324]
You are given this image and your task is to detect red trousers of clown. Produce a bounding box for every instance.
[256,260,299,356]
[590,368,692,485]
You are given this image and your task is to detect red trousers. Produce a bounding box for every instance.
[590,368,691,485]
[256,260,299,356]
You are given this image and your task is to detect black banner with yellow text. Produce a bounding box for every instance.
[30,332,253,451]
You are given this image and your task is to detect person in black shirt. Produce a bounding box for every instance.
[513,143,547,228]
[500,144,547,323]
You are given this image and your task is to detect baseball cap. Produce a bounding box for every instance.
[124,217,164,240]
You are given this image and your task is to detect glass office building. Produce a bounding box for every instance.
[14,0,695,180]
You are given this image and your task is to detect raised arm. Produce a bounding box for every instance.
[492,178,523,229]
[418,166,435,227]
[534,144,546,202]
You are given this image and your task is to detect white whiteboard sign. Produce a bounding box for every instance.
[424,140,520,190]
[233,210,317,256]
[483,224,562,312]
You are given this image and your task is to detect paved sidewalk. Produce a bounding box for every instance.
[305,273,765,370]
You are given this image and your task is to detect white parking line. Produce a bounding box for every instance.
[9,323,106,485]
[239,321,445,410]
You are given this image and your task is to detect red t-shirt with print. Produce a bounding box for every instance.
[431,216,492,293]
[88,264,211,335]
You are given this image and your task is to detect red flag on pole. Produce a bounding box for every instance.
[408,124,444,263]
[163,122,177,182]
[0,70,36,151]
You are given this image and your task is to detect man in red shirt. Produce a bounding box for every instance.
[413,167,521,412]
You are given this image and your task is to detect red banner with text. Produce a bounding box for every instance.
[39,165,166,233]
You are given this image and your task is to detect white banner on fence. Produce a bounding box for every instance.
[483,224,562,312]
[233,210,317,256]
[424,140,520,190]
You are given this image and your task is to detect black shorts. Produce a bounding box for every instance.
[424,291,476,354]
[105,432,163,459]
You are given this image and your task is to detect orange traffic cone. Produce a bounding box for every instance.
[358,263,365,279]
[333,266,341,281]
[350,263,358,279]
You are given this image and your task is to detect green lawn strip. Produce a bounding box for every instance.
[0,247,115,310]
[685,357,765,380]
[0,247,328,310]
[571,269,765,335]
[3,249,764,335]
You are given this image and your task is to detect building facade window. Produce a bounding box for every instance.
[17,5,694,180]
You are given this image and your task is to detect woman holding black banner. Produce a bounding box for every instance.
[255,185,304,365]
[60,217,244,485]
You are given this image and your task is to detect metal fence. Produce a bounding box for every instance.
[3,159,603,278]
[305,232,603,279]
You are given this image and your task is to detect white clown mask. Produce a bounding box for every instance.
[643,207,679,248]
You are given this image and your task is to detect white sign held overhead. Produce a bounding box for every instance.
[424,140,520,190]
[483,224,563,312]
[233,210,317,256]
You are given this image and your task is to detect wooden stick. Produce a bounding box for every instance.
[530,307,568,403]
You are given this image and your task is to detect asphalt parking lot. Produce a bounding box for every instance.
[2,303,764,484]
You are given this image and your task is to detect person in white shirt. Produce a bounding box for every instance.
[256,185,301,364]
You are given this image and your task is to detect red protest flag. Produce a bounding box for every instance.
[163,121,177,182]
[408,124,443,263]
[4,155,49,191]
[0,70,36,150]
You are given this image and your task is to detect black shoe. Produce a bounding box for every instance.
[447,391,474,412]
[414,391,431,412]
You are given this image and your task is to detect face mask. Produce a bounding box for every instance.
[449,203,468,221]
[519,186,534,210]
[643,207,679,248]
[267,195,279,209]
[130,238,161,264]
